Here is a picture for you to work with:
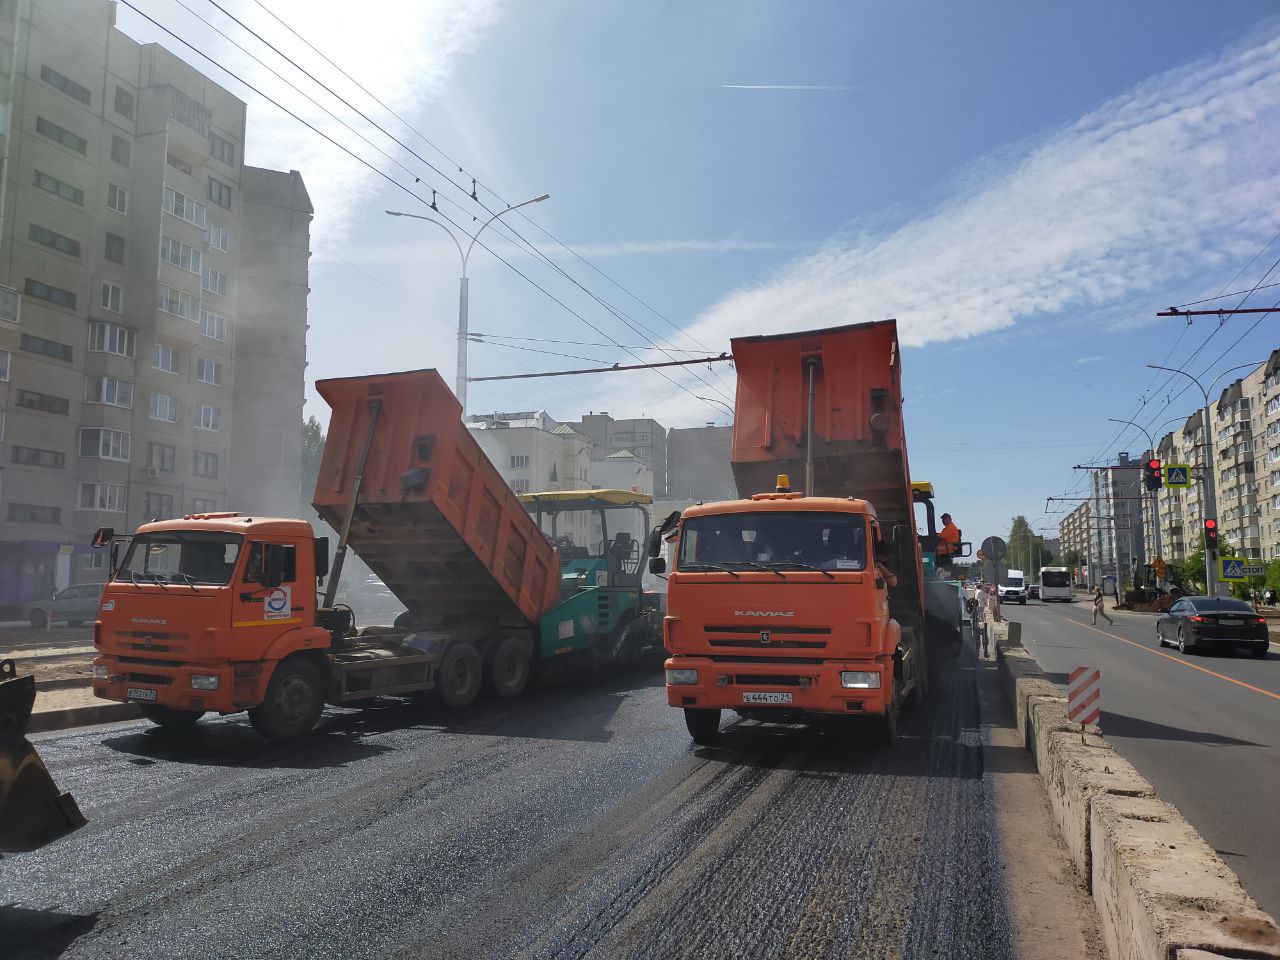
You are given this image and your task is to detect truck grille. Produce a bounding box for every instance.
[734,674,811,687]
[708,638,826,649]
[704,625,830,634]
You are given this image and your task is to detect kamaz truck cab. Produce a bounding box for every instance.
[520,490,663,669]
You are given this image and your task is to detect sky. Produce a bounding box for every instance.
[116,0,1280,548]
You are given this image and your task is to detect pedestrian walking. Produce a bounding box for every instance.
[1091,586,1113,625]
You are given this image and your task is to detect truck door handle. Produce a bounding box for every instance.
[291,606,303,612]
[240,593,254,601]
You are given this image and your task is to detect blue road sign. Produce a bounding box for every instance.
[1220,557,1246,581]
[1165,465,1191,488]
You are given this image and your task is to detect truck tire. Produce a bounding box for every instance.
[249,657,325,741]
[684,707,721,745]
[140,705,205,727]
[438,642,483,708]
[489,637,530,699]
[873,688,900,746]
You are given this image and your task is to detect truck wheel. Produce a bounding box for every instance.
[249,657,325,741]
[873,689,900,746]
[438,642,482,708]
[489,637,530,699]
[684,708,721,745]
[140,705,205,727]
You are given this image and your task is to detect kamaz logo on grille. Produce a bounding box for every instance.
[734,610,795,617]
[759,631,772,644]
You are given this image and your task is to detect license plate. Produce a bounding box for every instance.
[742,691,793,704]
[1219,619,1243,626]
[126,687,157,702]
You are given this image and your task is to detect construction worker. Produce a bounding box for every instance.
[936,513,961,563]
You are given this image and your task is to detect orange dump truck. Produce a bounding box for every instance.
[656,320,941,744]
[90,370,659,740]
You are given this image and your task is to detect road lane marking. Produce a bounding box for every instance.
[1064,618,1280,704]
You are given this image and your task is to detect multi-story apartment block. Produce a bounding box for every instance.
[1088,451,1145,586]
[1214,376,1261,559]
[1255,351,1280,559]
[571,411,667,498]
[1059,501,1091,583]
[0,0,309,611]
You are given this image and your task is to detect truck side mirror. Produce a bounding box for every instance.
[92,527,114,547]
[649,556,667,575]
[313,537,330,579]
[263,544,287,589]
[647,528,662,558]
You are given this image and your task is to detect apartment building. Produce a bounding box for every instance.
[1214,376,1260,559]
[570,411,667,497]
[0,0,309,610]
[1255,351,1280,559]
[1059,501,1090,583]
[1088,451,1145,586]
[667,423,735,501]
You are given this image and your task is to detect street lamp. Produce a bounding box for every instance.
[387,193,550,413]
[695,396,735,419]
[1107,417,1162,586]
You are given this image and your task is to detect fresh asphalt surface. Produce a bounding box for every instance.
[1011,597,1280,918]
[2,657,1013,960]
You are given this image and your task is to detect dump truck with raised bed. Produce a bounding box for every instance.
[655,319,969,744]
[88,370,662,740]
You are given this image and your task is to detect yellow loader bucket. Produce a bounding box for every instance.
[0,659,86,853]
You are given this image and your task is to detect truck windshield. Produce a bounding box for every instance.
[678,512,867,572]
[1041,570,1070,587]
[1001,577,1024,588]
[117,532,245,585]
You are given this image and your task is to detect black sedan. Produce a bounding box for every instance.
[1155,596,1271,658]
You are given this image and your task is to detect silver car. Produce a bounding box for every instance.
[21,583,106,627]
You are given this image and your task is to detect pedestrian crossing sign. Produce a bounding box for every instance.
[1164,464,1191,487]
[1220,557,1247,581]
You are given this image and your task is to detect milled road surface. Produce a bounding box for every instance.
[3,660,1013,960]
[1011,598,1280,918]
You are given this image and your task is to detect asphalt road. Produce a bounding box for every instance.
[3,659,1015,960]
[1011,598,1280,918]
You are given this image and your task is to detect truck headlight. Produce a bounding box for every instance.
[841,671,881,689]
[191,674,220,690]
[92,663,109,680]
[666,668,698,685]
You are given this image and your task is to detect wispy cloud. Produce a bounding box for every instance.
[721,83,858,91]
[1076,355,1106,365]
[119,0,503,252]
[681,27,1280,363]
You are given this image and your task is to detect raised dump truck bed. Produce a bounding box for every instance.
[313,370,560,628]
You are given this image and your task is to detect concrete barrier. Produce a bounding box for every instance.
[29,702,140,733]
[994,633,1280,960]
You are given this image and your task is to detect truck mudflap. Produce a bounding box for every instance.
[0,660,86,854]
[665,656,894,716]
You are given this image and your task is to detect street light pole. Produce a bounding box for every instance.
[387,193,550,414]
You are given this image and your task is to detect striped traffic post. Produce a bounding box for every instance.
[1068,666,1101,743]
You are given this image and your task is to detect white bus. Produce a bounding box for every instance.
[1039,566,1073,602]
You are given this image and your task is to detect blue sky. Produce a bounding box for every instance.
[119,1,1280,545]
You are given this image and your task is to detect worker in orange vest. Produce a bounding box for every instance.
[936,513,961,564]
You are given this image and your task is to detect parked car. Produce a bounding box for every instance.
[21,583,106,628]
[1027,583,1041,599]
[1155,596,1270,658]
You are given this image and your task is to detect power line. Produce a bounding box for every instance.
[121,0,727,416]
[469,354,732,383]
[471,332,715,354]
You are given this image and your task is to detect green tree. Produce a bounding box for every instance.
[1006,516,1052,579]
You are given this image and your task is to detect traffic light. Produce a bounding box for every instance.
[1204,517,1218,548]
[1144,458,1163,490]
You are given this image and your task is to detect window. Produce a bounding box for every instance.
[24,278,76,309]
[78,482,126,512]
[16,389,69,415]
[85,376,133,408]
[88,322,135,357]
[148,442,176,472]
[159,235,202,274]
[199,310,226,341]
[191,497,217,513]
[20,332,73,362]
[511,479,529,494]
[196,404,221,431]
[28,224,80,257]
[40,65,91,104]
[114,86,135,118]
[152,342,180,374]
[196,357,223,386]
[149,392,178,423]
[0,349,7,380]
[678,511,869,572]
[107,183,128,214]
[510,455,529,469]
[110,134,131,166]
[242,542,297,584]
[167,153,193,176]
[33,170,83,205]
[8,503,61,524]
[35,116,86,153]
[157,284,198,321]
[206,223,230,253]
[169,88,210,135]
[0,286,17,323]
[209,132,235,166]
[208,177,231,209]
[100,281,123,313]
[193,450,219,478]
[11,446,65,469]
[202,265,227,297]
[80,428,131,461]
[104,232,126,265]
[144,492,174,519]
[163,187,207,227]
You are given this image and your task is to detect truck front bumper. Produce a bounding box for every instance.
[92,656,265,714]
[664,656,892,717]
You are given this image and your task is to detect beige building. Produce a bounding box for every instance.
[1059,501,1091,582]
[0,0,309,610]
